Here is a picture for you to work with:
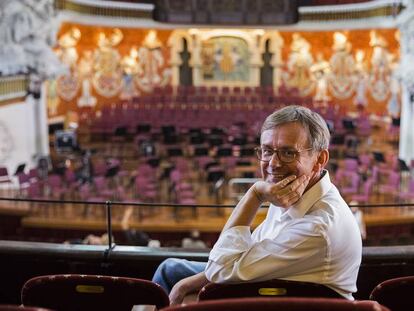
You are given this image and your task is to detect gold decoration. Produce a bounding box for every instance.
[92,29,123,98]
[143,30,162,50]
[368,31,392,102]
[134,30,171,93]
[284,33,314,96]
[56,27,81,102]
[328,32,356,99]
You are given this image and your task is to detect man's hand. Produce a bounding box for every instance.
[254,174,310,207]
[169,272,208,305]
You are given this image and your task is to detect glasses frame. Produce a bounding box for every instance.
[254,147,313,163]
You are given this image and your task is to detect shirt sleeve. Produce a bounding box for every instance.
[205,219,328,283]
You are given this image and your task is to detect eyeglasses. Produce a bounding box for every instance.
[255,147,313,163]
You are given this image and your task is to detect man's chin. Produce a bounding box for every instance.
[266,175,288,184]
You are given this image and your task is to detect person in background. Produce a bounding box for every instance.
[181,230,207,249]
[152,105,362,305]
[78,149,93,184]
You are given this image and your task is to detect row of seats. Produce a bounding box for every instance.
[14,274,413,310]
[146,85,290,97]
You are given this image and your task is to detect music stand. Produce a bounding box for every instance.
[330,134,345,146]
[189,128,202,135]
[194,147,208,156]
[147,157,160,167]
[211,127,224,135]
[114,126,127,136]
[136,123,151,134]
[208,135,223,146]
[392,117,400,127]
[236,160,251,166]
[163,134,178,144]
[217,147,232,157]
[342,119,355,131]
[167,147,183,157]
[207,170,224,182]
[205,161,219,171]
[105,166,119,178]
[14,163,26,176]
[232,137,247,146]
[373,151,385,163]
[54,165,66,176]
[190,135,205,144]
[399,159,410,172]
[240,147,255,157]
[162,125,176,135]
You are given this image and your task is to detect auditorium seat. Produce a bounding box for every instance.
[351,178,374,204]
[162,297,390,311]
[198,279,343,301]
[16,173,30,197]
[21,274,169,311]
[0,305,52,311]
[0,166,13,195]
[369,275,414,311]
[398,178,414,202]
[377,170,400,201]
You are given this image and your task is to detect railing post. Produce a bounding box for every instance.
[105,201,114,249]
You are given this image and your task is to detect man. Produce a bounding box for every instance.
[153,105,362,304]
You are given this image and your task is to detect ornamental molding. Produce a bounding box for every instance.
[56,0,405,29]
[0,0,64,78]
[0,75,29,103]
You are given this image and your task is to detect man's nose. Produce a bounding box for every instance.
[269,152,282,166]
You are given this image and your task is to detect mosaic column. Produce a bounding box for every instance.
[397,3,414,166]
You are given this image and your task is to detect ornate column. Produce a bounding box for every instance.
[0,0,64,162]
[397,2,414,165]
[27,73,50,158]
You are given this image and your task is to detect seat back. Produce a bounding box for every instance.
[369,275,414,311]
[0,305,52,311]
[163,297,390,311]
[21,274,169,311]
[198,279,343,301]
[0,167,11,183]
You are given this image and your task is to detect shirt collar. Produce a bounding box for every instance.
[286,170,332,219]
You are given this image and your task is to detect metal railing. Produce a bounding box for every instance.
[1,196,414,248]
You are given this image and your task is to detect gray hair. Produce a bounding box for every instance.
[261,105,330,151]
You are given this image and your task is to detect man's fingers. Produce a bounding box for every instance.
[278,185,306,207]
[278,175,309,199]
[278,175,297,188]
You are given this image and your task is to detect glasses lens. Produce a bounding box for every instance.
[256,148,297,163]
[256,148,274,162]
[278,150,296,163]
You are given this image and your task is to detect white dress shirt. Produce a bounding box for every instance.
[205,171,362,300]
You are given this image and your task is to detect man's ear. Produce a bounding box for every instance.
[313,149,329,172]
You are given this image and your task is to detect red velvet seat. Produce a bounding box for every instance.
[198,279,343,301]
[370,275,414,311]
[0,306,52,311]
[163,297,390,311]
[0,166,13,195]
[21,274,169,311]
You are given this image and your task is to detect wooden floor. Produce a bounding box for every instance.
[1,116,413,245]
[3,197,414,233]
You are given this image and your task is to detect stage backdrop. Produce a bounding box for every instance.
[48,23,400,120]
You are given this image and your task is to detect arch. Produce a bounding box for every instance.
[167,30,195,87]
[259,31,284,92]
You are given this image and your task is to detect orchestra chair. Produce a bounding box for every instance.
[198,279,343,301]
[0,166,13,196]
[0,306,52,311]
[369,275,414,311]
[21,274,169,311]
[162,297,390,311]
